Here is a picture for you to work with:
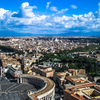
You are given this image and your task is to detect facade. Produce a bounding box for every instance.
[8,66,22,78]
[32,65,55,77]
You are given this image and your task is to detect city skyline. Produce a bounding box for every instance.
[0,0,100,36]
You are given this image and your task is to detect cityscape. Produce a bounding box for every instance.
[0,0,100,100]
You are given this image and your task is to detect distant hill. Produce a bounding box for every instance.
[0,30,100,37]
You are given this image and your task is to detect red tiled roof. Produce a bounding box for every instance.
[70,83,95,90]
[33,97,38,100]
[68,69,75,71]
[79,69,85,71]
[71,94,87,100]
[66,77,75,84]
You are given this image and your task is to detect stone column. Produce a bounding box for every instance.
[20,77,22,83]
[17,77,19,83]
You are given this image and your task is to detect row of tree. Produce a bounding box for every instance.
[0,45,24,55]
[36,45,100,76]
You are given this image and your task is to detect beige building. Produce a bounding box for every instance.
[53,69,87,87]
[32,65,55,78]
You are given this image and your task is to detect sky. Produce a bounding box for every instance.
[0,0,100,36]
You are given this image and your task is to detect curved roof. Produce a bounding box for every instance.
[19,74,55,98]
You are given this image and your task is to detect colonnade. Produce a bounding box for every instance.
[17,77,29,83]
[39,90,55,100]
[17,75,55,100]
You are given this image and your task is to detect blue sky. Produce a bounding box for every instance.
[0,0,100,36]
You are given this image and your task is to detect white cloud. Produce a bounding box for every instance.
[84,12,93,17]
[51,8,68,16]
[32,6,38,9]
[70,5,77,9]
[45,23,52,26]
[0,8,10,19]
[46,1,51,9]
[0,2,100,35]
[21,2,37,9]
[57,8,69,14]
[12,2,37,18]
[50,6,58,12]
[0,8,12,27]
